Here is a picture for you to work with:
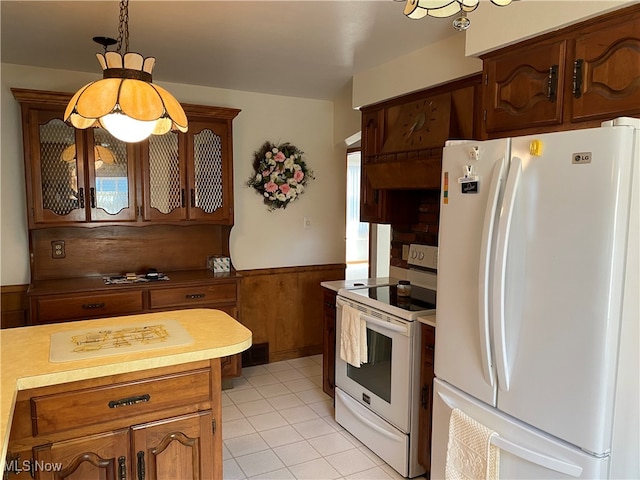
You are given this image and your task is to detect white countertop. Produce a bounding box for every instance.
[0,309,252,471]
[417,314,437,328]
[320,277,399,292]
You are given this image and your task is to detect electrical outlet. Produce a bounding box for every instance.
[51,240,65,259]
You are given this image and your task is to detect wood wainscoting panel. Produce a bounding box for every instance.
[239,264,345,363]
[1,284,28,328]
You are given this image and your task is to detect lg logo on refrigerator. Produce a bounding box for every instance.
[573,152,592,164]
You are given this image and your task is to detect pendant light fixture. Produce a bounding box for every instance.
[64,0,187,143]
[402,0,514,31]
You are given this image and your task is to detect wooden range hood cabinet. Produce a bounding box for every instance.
[362,78,479,191]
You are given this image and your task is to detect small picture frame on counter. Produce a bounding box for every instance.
[207,255,231,273]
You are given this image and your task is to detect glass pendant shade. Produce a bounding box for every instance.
[404,0,511,26]
[61,144,116,169]
[64,51,187,143]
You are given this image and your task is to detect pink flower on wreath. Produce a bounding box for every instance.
[264,181,278,193]
[274,151,286,162]
[279,183,291,195]
[262,169,272,177]
[294,170,305,182]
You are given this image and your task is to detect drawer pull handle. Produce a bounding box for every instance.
[137,451,145,480]
[186,293,205,299]
[118,456,127,480]
[108,394,151,409]
[81,302,106,310]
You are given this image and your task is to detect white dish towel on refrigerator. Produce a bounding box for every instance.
[339,304,367,368]
[445,408,500,480]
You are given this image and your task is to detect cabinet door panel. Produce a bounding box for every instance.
[86,127,138,222]
[33,429,129,480]
[30,111,87,225]
[484,40,566,134]
[132,411,216,480]
[571,13,640,122]
[142,131,188,221]
[187,121,232,223]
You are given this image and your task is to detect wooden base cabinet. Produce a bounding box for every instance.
[322,288,337,398]
[131,411,215,480]
[417,323,436,473]
[6,361,222,480]
[32,430,130,480]
[27,271,242,379]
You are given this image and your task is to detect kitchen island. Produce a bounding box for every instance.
[0,308,252,479]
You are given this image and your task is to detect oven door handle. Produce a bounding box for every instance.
[360,314,407,334]
[336,298,408,334]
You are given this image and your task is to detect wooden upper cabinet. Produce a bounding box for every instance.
[483,39,567,135]
[482,4,640,137]
[15,96,138,228]
[140,108,238,225]
[186,119,234,223]
[360,109,384,224]
[13,89,240,228]
[358,75,480,225]
[570,11,640,123]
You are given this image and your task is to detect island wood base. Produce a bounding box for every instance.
[6,359,222,480]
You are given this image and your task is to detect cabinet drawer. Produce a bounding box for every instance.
[31,367,212,436]
[149,283,237,309]
[33,291,144,324]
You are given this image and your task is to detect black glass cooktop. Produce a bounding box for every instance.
[351,284,436,312]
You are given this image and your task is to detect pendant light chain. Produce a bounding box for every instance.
[116,0,130,54]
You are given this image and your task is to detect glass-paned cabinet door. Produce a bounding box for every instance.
[86,127,138,222]
[188,121,232,223]
[142,131,187,221]
[30,111,87,224]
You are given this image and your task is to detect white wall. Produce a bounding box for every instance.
[352,33,482,109]
[0,64,346,285]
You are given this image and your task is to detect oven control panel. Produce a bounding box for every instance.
[408,244,438,270]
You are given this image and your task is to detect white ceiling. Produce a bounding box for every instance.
[0,1,458,101]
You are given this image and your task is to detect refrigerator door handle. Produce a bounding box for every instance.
[437,388,583,478]
[477,156,506,388]
[491,436,583,478]
[492,157,523,391]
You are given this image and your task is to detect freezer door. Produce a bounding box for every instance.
[435,138,510,406]
[493,127,636,455]
[431,379,609,480]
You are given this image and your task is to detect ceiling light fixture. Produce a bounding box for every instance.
[64,0,187,143]
[402,0,514,31]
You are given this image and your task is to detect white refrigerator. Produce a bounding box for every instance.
[431,118,639,479]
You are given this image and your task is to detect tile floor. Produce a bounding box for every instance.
[222,354,423,480]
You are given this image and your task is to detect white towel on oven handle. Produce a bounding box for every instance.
[339,303,368,368]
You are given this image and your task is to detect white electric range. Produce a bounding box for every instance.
[335,244,437,478]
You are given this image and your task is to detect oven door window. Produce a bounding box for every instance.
[347,328,392,403]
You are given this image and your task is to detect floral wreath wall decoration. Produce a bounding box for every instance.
[247,141,314,211]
